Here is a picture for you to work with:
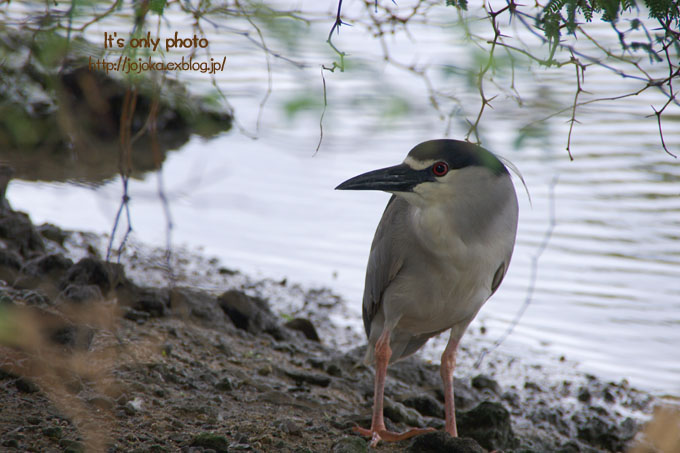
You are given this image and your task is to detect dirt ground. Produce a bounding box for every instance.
[0,204,673,453]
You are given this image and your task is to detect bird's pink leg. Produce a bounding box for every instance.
[441,335,459,437]
[354,328,435,446]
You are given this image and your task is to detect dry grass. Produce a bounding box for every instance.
[629,405,680,453]
[0,300,131,451]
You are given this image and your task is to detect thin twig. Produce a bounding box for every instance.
[315,68,328,155]
[107,87,137,263]
[566,55,585,160]
[326,0,347,71]
[235,0,273,133]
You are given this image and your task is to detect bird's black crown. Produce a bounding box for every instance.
[408,139,508,177]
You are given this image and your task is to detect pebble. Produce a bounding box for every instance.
[326,363,343,377]
[276,419,302,436]
[26,416,41,425]
[257,365,273,376]
[15,377,39,393]
[41,426,63,439]
[215,377,234,391]
[578,386,592,403]
[283,318,320,342]
[190,433,230,453]
[471,374,501,395]
[283,369,331,387]
[60,257,111,294]
[124,308,151,323]
[59,439,84,453]
[88,395,115,410]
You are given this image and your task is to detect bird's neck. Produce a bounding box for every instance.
[409,202,468,257]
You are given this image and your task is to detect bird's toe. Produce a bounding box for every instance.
[353,424,435,446]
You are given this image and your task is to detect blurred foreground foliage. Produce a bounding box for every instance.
[0,11,231,183]
[342,0,679,154]
[0,0,677,158]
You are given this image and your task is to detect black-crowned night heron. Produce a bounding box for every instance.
[336,139,518,446]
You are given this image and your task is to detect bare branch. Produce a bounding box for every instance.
[315,68,329,155]
[566,55,584,160]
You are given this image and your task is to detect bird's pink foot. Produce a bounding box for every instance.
[353,424,435,447]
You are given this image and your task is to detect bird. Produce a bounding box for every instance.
[335,139,518,446]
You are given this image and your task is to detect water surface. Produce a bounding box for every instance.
[5,1,679,395]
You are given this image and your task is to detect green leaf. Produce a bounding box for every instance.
[446,0,468,11]
[150,0,166,15]
[282,94,322,119]
[544,0,566,15]
[566,0,578,34]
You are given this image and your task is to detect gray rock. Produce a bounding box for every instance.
[215,377,234,391]
[332,436,368,453]
[276,419,302,436]
[132,288,169,317]
[41,426,63,439]
[218,290,289,340]
[384,397,427,427]
[576,415,625,451]
[557,441,581,453]
[37,223,69,246]
[88,395,115,410]
[434,380,478,412]
[284,318,320,342]
[471,374,501,395]
[123,401,139,416]
[457,401,516,451]
[15,377,39,393]
[60,257,111,294]
[577,386,591,403]
[0,166,14,210]
[58,283,103,303]
[403,394,445,419]
[124,308,150,323]
[502,390,520,408]
[326,363,343,377]
[49,324,95,350]
[190,433,229,453]
[28,253,73,278]
[524,381,542,392]
[408,432,485,453]
[2,439,19,448]
[283,368,331,387]
[59,439,84,453]
[0,209,45,257]
[0,249,22,270]
[170,287,226,326]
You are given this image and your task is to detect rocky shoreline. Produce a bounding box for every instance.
[0,200,666,452]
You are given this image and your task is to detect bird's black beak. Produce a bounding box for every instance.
[335,163,430,192]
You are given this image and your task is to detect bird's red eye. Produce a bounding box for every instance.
[432,161,449,177]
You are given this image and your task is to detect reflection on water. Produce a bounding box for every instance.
[3,2,679,395]
[0,26,231,184]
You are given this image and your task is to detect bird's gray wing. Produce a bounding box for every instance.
[362,195,406,338]
[490,261,507,295]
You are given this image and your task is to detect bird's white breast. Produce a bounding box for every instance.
[386,194,515,335]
